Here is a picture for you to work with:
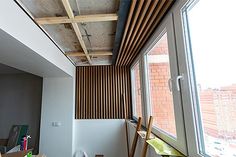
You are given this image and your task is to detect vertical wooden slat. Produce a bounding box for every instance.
[93,67,95,119]
[95,66,98,118]
[105,66,108,118]
[78,68,81,119]
[76,66,132,119]
[110,67,113,118]
[83,67,86,118]
[117,67,120,118]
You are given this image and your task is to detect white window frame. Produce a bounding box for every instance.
[130,0,208,156]
[130,58,146,125]
[139,13,188,154]
[172,0,204,156]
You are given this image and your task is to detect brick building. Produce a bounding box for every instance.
[200,85,236,139]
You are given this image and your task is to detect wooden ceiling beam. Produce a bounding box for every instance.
[35,14,118,25]
[62,0,91,64]
[66,51,113,57]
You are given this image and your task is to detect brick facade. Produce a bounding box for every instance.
[199,85,236,139]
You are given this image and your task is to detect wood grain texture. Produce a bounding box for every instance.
[115,0,175,66]
[35,14,118,25]
[76,66,131,119]
[62,0,92,64]
[129,117,142,157]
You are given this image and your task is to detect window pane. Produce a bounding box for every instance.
[147,33,177,137]
[187,0,236,156]
[133,63,142,117]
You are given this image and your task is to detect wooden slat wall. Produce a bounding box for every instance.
[115,0,175,66]
[76,66,131,119]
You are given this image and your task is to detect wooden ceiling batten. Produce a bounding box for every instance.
[35,13,118,25]
[128,0,174,65]
[118,0,152,66]
[115,0,175,66]
[124,0,167,65]
[115,0,137,65]
[118,0,145,66]
[121,0,157,65]
[62,0,92,64]
[66,51,113,57]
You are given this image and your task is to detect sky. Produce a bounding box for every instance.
[188,0,236,89]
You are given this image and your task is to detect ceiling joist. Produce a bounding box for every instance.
[61,0,92,64]
[66,51,113,57]
[35,14,118,25]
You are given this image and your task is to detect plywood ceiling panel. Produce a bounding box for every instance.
[17,0,121,66]
[19,0,67,17]
[78,21,116,51]
[42,24,82,52]
[76,0,119,15]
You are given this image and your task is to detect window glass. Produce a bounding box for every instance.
[187,0,236,156]
[132,63,142,118]
[146,32,177,137]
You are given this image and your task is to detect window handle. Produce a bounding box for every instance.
[176,74,184,91]
[168,78,173,92]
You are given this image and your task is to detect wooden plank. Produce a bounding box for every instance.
[61,0,74,18]
[120,0,165,66]
[122,0,153,64]
[141,116,153,157]
[115,0,137,65]
[35,14,118,25]
[75,66,131,119]
[80,67,85,119]
[66,51,113,57]
[112,0,131,64]
[129,117,142,157]
[128,1,174,65]
[61,0,91,64]
[118,0,145,66]
[77,68,80,119]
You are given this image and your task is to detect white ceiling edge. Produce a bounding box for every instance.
[0,1,75,78]
[0,29,74,77]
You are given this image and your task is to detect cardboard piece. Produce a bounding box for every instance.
[2,150,31,157]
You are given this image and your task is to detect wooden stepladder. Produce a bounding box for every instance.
[128,116,153,157]
[129,117,142,157]
[142,116,153,157]
[141,116,153,157]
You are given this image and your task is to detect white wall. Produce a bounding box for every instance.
[127,121,161,157]
[40,77,75,157]
[74,119,128,157]
[0,1,76,156]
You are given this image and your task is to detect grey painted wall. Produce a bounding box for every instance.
[0,73,42,154]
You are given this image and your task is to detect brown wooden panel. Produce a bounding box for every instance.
[76,66,131,119]
[115,0,175,66]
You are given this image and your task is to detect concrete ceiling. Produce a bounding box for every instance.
[18,0,119,66]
